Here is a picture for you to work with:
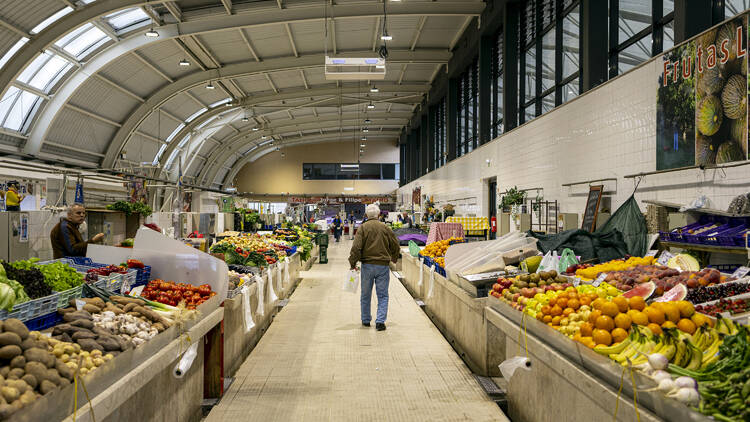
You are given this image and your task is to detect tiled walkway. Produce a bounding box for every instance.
[207,238,508,421]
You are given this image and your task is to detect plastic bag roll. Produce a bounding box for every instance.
[283,260,290,286]
[276,263,282,291]
[418,258,424,287]
[267,264,278,302]
[498,356,531,380]
[427,264,435,298]
[242,285,255,332]
[255,274,265,316]
[173,341,199,378]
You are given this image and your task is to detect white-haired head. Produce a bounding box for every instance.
[365,204,380,219]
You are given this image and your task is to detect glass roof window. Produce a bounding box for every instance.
[0,38,28,71]
[105,8,151,32]
[0,87,42,132]
[186,108,208,123]
[209,98,231,108]
[55,23,110,59]
[17,50,74,93]
[30,7,74,35]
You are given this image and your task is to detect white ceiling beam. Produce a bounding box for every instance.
[162,2,183,22]
[216,81,237,100]
[276,0,283,8]
[191,35,221,68]
[132,51,173,83]
[227,79,246,97]
[91,20,119,41]
[284,23,298,58]
[65,104,122,127]
[331,19,337,55]
[371,16,380,51]
[94,74,144,102]
[220,0,233,15]
[0,17,28,37]
[10,81,50,100]
[48,45,81,67]
[410,17,427,51]
[312,107,318,117]
[174,38,207,71]
[450,17,473,51]
[160,109,185,124]
[59,0,77,8]
[299,70,309,89]
[238,29,261,62]
[134,130,167,145]
[429,63,442,84]
[45,140,106,157]
[141,6,163,26]
[265,73,278,94]
[286,110,294,120]
[397,64,407,85]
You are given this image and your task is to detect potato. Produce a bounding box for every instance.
[71,331,97,341]
[0,387,18,403]
[39,380,55,395]
[9,356,24,370]
[24,348,52,368]
[0,346,22,360]
[55,361,73,381]
[7,369,23,380]
[62,311,92,322]
[79,368,89,376]
[2,320,28,340]
[19,337,45,351]
[20,374,36,389]
[105,303,124,315]
[6,380,29,395]
[77,339,102,352]
[92,358,104,367]
[0,333,22,347]
[0,367,8,378]
[122,303,137,313]
[82,304,101,314]
[60,354,70,363]
[18,390,34,406]
[96,335,121,352]
[0,403,16,418]
[57,307,76,314]
[23,362,47,385]
[70,319,94,330]
[103,354,113,361]
[45,369,62,386]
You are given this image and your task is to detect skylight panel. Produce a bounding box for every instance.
[62,26,109,58]
[3,90,40,131]
[106,8,150,31]
[0,38,28,71]
[17,52,52,84]
[31,7,74,35]
[186,108,207,123]
[28,54,69,91]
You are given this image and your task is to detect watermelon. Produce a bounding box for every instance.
[654,284,688,302]
[622,281,656,299]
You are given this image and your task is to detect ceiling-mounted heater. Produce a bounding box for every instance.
[324,56,386,80]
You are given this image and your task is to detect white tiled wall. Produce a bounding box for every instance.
[27,210,62,260]
[399,59,750,220]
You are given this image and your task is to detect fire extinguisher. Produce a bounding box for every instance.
[490,216,497,233]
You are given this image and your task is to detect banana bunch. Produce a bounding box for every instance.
[715,315,739,336]
[596,326,659,366]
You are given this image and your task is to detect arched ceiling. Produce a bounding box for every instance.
[0,0,484,189]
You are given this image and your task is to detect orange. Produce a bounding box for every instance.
[588,309,602,324]
[647,323,663,335]
[579,336,595,348]
[677,318,696,334]
[592,298,605,310]
[579,296,592,307]
[651,302,664,311]
[601,302,620,318]
[614,313,632,330]
[568,298,580,310]
[661,321,677,330]
[562,308,574,317]
[645,307,665,325]
[549,297,557,307]
[662,303,680,323]
[628,296,646,311]
[541,305,551,315]
[592,329,613,346]
[550,305,563,316]
[557,298,568,309]
[551,316,562,326]
[580,322,593,337]
[612,296,629,313]
[676,301,695,318]
[543,315,553,323]
[567,291,579,300]
[560,317,570,326]
[611,328,628,343]
[573,333,582,342]
[536,312,544,321]
[630,311,649,326]
[595,315,615,331]
[691,313,712,328]
[626,309,640,319]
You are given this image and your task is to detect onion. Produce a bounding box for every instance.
[674,376,698,390]
[647,353,669,370]
[651,370,672,383]
[657,379,676,393]
[668,387,700,405]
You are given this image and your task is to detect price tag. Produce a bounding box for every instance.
[42,332,51,338]
[572,277,581,287]
[720,311,732,319]
[121,277,131,294]
[731,266,750,279]
[646,250,658,257]
[592,273,607,287]
[75,299,86,311]
[657,251,674,266]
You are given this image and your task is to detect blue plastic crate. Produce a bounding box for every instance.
[56,285,83,308]
[435,264,447,277]
[25,312,62,332]
[0,292,60,322]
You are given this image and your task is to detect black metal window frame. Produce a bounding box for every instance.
[431,97,447,168]
[518,0,582,125]
[609,0,675,78]
[456,57,479,158]
[302,163,399,180]
[492,29,504,139]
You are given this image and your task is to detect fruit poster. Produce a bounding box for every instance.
[656,14,749,170]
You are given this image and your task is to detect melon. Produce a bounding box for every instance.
[654,284,688,302]
[721,74,746,119]
[716,141,744,163]
[698,65,725,96]
[666,254,701,272]
[622,281,656,299]
[729,118,747,144]
[697,95,723,136]
[695,136,717,166]
[716,22,739,71]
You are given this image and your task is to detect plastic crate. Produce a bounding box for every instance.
[0,292,60,322]
[696,224,732,244]
[682,223,718,243]
[435,264,447,277]
[56,285,83,308]
[25,312,63,331]
[658,231,670,242]
[709,264,742,273]
[668,221,707,242]
[94,271,127,293]
[423,256,433,268]
[716,226,746,246]
[134,265,152,285]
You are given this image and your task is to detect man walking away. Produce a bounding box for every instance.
[349,204,401,331]
[332,214,343,242]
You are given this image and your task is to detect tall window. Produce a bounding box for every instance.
[610,0,674,76]
[432,98,447,168]
[456,58,478,157]
[492,31,504,138]
[725,0,750,18]
[519,0,581,124]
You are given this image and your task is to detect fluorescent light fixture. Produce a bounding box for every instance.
[381,33,392,41]
[361,137,367,141]
[364,119,372,123]
[252,127,259,131]
[179,59,190,66]
[226,187,237,192]
[367,103,375,109]
[376,64,386,69]
[344,187,354,191]
[360,144,366,147]
[370,87,379,93]
[206,82,215,89]
[145,29,159,38]
[363,128,369,132]
[332,58,346,64]
[340,164,359,168]
[241,116,249,122]
[365,59,378,64]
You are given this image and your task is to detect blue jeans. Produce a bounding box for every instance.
[360,263,390,324]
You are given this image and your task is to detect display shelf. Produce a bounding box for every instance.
[643,200,750,218]
[659,240,749,255]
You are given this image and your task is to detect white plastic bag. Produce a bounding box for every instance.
[536,251,554,273]
[241,285,255,333]
[427,264,435,299]
[498,356,532,380]
[267,264,278,302]
[342,269,360,293]
[418,258,424,287]
[254,274,265,316]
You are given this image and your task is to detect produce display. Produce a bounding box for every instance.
[105,200,153,217]
[84,264,127,283]
[418,237,464,267]
[140,280,214,309]
[686,280,750,304]
[573,255,656,280]
[210,233,293,267]
[8,259,83,293]
[274,226,314,261]
[695,298,750,317]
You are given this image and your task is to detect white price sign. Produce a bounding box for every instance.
[731,266,750,279]
[657,251,674,266]
[572,277,581,287]
[592,273,607,287]
[645,250,658,257]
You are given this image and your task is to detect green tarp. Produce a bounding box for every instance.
[596,195,648,258]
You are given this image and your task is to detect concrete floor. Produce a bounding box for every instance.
[207,238,508,422]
